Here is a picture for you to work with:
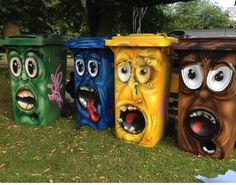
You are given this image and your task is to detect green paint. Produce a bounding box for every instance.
[3,35,67,125]
[135,83,138,95]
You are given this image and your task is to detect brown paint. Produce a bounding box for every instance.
[174,37,236,159]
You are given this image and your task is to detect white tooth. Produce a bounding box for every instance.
[210,117,215,122]
[120,106,127,112]
[129,126,135,132]
[193,112,197,117]
[124,126,128,130]
[128,106,133,111]
[17,101,27,109]
[118,118,123,123]
[90,88,94,92]
[79,98,83,103]
[212,120,216,124]
[203,113,209,119]
[23,90,33,98]
[197,111,202,116]
[84,87,89,91]
[26,104,33,110]
[203,146,215,154]
[190,114,194,118]
[18,92,24,98]
[133,107,137,110]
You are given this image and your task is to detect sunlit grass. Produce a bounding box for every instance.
[0,67,235,182]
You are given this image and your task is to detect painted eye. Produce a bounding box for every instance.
[207,66,233,92]
[136,65,151,84]
[181,64,203,90]
[118,63,131,82]
[25,57,38,78]
[10,57,22,77]
[88,60,99,77]
[75,59,85,76]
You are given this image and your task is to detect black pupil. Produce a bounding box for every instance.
[215,71,224,81]
[188,69,196,79]
[140,68,147,75]
[13,60,19,73]
[121,67,128,74]
[77,62,84,73]
[90,62,97,74]
[28,60,35,74]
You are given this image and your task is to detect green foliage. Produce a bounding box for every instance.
[0,0,231,37]
[168,0,230,29]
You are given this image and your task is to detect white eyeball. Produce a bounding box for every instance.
[25,57,38,78]
[88,59,99,77]
[10,57,22,77]
[118,63,131,82]
[207,66,233,92]
[75,59,85,76]
[181,64,203,90]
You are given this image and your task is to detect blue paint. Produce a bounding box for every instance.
[64,36,114,130]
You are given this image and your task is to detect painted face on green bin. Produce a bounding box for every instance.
[8,49,61,125]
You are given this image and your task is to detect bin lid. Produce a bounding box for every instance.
[2,34,65,46]
[64,35,111,49]
[173,37,236,51]
[105,33,177,47]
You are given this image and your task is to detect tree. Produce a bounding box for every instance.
[0,0,51,37]
[168,0,229,29]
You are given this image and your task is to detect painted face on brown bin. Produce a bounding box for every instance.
[178,51,236,159]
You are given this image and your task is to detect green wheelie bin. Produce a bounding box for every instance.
[3,35,67,125]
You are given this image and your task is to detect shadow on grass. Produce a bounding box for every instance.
[0,66,235,183]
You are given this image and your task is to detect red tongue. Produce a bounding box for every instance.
[192,121,203,134]
[126,112,137,124]
[86,101,99,123]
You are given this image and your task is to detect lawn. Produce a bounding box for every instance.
[0,65,236,182]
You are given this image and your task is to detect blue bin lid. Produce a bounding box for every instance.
[64,35,111,49]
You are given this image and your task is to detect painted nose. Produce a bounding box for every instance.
[20,71,30,82]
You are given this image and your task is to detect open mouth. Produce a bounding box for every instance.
[118,105,145,134]
[16,89,35,110]
[185,109,220,155]
[77,85,99,123]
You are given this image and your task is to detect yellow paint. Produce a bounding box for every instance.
[106,34,177,147]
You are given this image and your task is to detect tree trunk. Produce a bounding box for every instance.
[86,0,113,36]
[3,20,20,38]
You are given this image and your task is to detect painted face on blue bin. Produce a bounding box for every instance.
[74,50,114,128]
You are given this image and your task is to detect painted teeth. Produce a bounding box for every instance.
[17,101,34,110]
[189,111,216,124]
[79,98,87,108]
[122,124,136,134]
[120,106,127,112]
[118,118,123,123]
[203,146,215,154]
[80,86,95,92]
[80,86,90,91]
[120,105,137,111]
[129,126,135,132]
[18,90,34,98]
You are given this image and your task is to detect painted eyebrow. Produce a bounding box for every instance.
[9,49,20,55]
[25,50,43,59]
[211,61,235,71]
[180,60,199,68]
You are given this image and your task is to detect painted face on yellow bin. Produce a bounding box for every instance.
[114,47,171,147]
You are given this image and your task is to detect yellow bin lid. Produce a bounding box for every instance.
[105,33,178,47]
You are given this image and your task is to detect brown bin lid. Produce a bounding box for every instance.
[173,37,236,51]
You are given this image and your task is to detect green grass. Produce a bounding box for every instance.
[0,67,236,182]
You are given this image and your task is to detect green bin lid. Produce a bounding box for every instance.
[2,34,65,46]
